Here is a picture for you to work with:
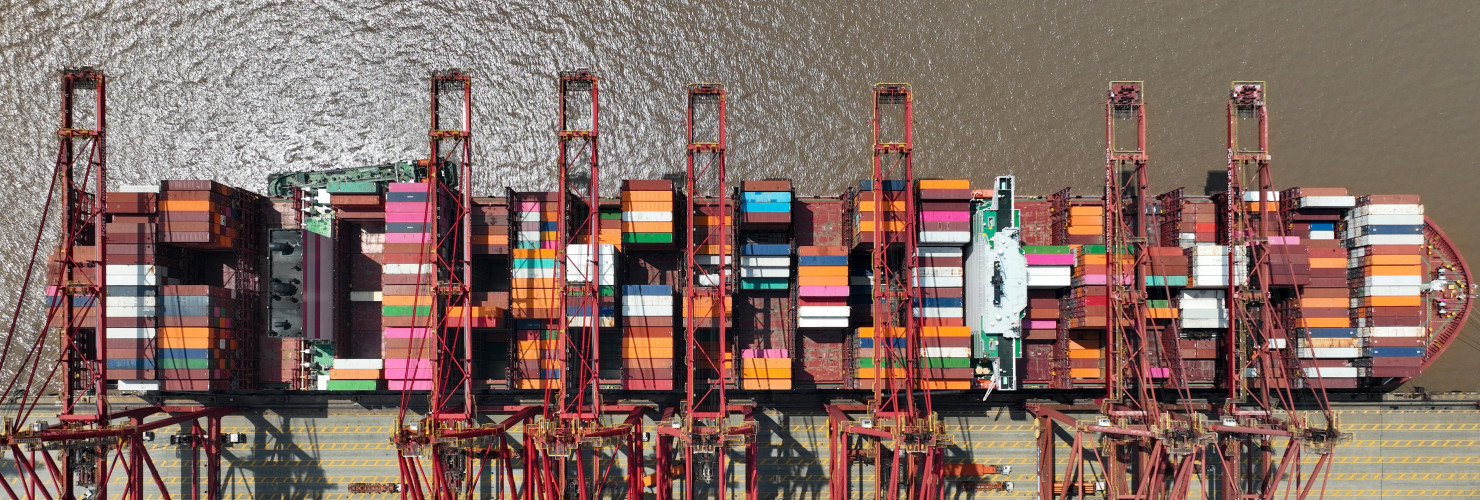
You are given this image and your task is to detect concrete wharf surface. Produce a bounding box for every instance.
[4,396,1479,499]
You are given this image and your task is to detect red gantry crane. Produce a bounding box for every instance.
[1211,81,1342,500]
[393,69,536,500]
[521,68,644,500]
[1029,82,1204,500]
[827,83,949,500]
[0,68,234,500]
[654,83,758,500]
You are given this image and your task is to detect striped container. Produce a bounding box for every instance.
[797,246,849,328]
[916,179,970,246]
[623,285,674,390]
[621,180,676,248]
[156,285,235,391]
[740,242,790,291]
[158,181,238,250]
[740,180,792,230]
[912,247,964,327]
[739,349,792,390]
[855,326,972,390]
[1346,196,1425,379]
[853,179,908,248]
[1024,246,1073,289]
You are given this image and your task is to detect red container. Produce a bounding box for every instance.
[917,188,970,200]
[623,379,674,391]
[1024,329,1057,340]
[741,180,791,192]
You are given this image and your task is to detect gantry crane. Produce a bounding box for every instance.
[521,68,645,500]
[1211,81,1342,500]
[1030,82,1204,500]
[0,68,234,500]
[392,70,533,500]
[654,83,758,500]
[827,83,949,500]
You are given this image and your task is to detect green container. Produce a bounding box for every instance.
[924,357,972,369]
[1146,276,1189,287]
[326,181,381,194]
[622,232,674,244]
[325,380,379,391]
[598,285,616,297]
[157,358,211,370]
[600,211,624,220]
[1146,299,1171,309]
[855,358,907,369]
[1023,246,1072,254]
[383,305,433,316]
[740,279,789,290]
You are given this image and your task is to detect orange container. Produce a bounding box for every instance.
[798,266,848,277]
[918,179,969,190]
[623,191,673,202]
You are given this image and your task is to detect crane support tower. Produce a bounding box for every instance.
[521,68,645,500]
[826,83,950,500]
[653,83,759,500]
[0,68,238,500]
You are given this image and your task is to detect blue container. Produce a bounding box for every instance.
[1369,346,1425,358]
[741,201,791,213]
[799,256,849,267]
[155,348,210,359]
[622,285,673,296]
[858,180,908,192]
[859,337,907,349]
[1301,328,1358,338]
[1309,222,1336,232]
[159,295,212,307]
[740,244,790,256]
[385,191,430,203]
[917,297,963,308]
[108,286,157,297]
[741,192,792,203]
[1361,224,1422,236]
[106,358,155,370]
[159,305,211,317]
[386,223,429,233]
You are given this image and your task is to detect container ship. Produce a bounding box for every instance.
[7,68,1474,499]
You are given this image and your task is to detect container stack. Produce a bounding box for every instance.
[1347,195,1426,381]
[158,181,237,250]
[512,320,560,389]
[566,243,617,328]
[916,180,970,245]
[739,241,791,291]
[1187,245,1247,288]
[471,202,511,255]
[1024,246,1073,289]
[1064,245,1120,329]
[691,202,732,290]
[514,193,560,250]
[1243,190,1281,215]
[510,249,558,322]
[1066,331,1105,381]
[797,246,849,328]
[913,248,965,327]
[621,180,676,249]
[1145,247,1190,289]
[853,180,908,247]
[740,181,793,231]
[1064,204,1105,245]
[739,348,791,390]
[383,328,434,391]
[622,285,675,390]
[156,285,232,391]
[1019,290,1061,386]
[326,358,382,391]
[382,182,436,391]
[1265,237,1311,287]
[1178,290,1228,330]
[103,187,161,391]
[922,326,972,389]
[1282,187,1355,242]
[1168,200,1219,247]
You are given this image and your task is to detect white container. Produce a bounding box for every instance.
[918,231,971,244]
[1242,190,1281,202]
[115,184,161,193]
[105,306,156,318]
[622,211,673,222]
[912,276,964,288]
[105,327,156,339]
[914,267,963,277]
[116,380,161,392]
[1354,285,1422,297]
[1179,308,1226,320]
[740,256,790,268]
[694,255,733,266]
[1351,204,1422,216]
[1357,213,1425,225]
[912,306,964,318]
[515,212,543,222]
[1309,230,1336,240]
[1350,235,1425,247]
[1296,195,1356,208]
[517,230,542,242]
[333,358,385,370]
[1027,275,1072,288]
[1026,266,1071,277]
[1362,327,1425,337]
[1181,318,1228,329]
[621,305,673,317]
[922,347,971,358]
[916,247,964,257]
[1302,366,1361,378]
[512,267,556,279]
[1267,338,1288,349]
[350,291,383,302]
[740,267,790,278]
[108,296,157,307]
[798,317,850,328]
[625,295,674,306]
[1361,276,1422,287]
[384,263,434,275]
[1297,347,1363,359]
[696,274,722,287]
[798,306,851,317]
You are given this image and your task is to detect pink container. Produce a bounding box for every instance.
[518,201,543,212]
[1028,320,1057,330]
[46,285,59,297]
[1148,367,1170,378]
[387,380,434,391]
[1025,254,1075,266]
[385,201,431,214]
[1268,236,1302,245]
[798,286,849,297]
[383,327,431,339]
[385,211,432,223]
[541,241,560,249]
[919,211,969,222]
[1078,275,1107,285]
[388,183,428,193]
[385,232,432,244]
